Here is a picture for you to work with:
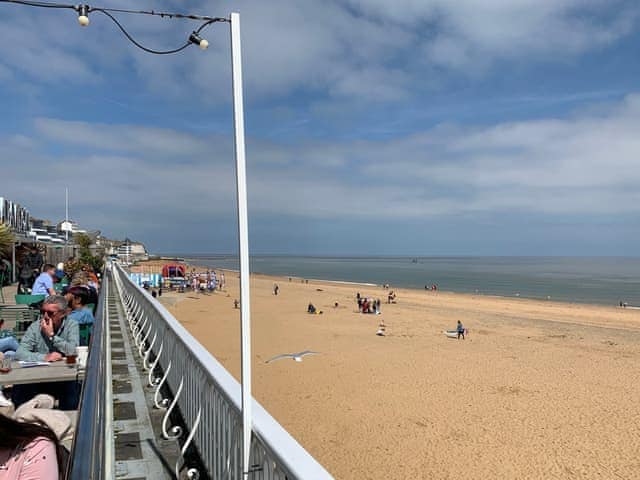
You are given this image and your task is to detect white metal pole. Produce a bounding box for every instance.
[65,187,69,244]
[230,12,252,478]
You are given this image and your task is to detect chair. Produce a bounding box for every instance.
[14,294,46,305]
[0,305,39,338]
[79,324,92,347]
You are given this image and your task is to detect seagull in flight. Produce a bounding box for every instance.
[265,350,320,363]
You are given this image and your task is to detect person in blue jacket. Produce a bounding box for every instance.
[64,286,95,346]
[457,320,466,340]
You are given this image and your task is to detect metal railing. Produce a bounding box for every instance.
[67,267,113,479]
[111,263,333,480]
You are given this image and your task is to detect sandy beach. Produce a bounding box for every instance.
[141,262,640,479]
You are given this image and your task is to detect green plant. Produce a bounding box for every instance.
[73,232,104,273]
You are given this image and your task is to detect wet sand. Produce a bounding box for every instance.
[151,266,640,479]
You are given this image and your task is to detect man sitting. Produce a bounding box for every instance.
[31,264,57,297]
[13,296,80,409]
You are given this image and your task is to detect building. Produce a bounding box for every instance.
[107,238,148,263]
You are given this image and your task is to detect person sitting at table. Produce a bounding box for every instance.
[69,272,98,311]
[64,287,95,347]
[13,296,80,410]
[31,264,57,297]
[63,287,94,326]
[0,412,63,479]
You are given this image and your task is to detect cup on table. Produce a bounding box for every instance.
[0,356,12,374]
[76,346,89,368]
[65,353,77,365]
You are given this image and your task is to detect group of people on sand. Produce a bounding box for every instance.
[186,269,225,293]
[297,287,469,342]
[356,293,381,314]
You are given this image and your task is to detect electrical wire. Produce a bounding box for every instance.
[93,6,227,23]
[0,0,229,55]
[0,0,74,9]
[92,8,192,55]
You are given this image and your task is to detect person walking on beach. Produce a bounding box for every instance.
[456,320,465,340]
[273,284,279,296]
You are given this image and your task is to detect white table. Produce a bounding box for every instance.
[0,361,84,386]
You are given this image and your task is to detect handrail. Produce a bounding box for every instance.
[66,268,112,479]
[112,263,333,479]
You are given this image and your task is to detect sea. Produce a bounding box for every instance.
[171,255,639,307]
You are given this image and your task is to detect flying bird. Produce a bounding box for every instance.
[265,350,320,363]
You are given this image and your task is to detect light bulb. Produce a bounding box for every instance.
[77,5,90,27]
[189,31,209,51]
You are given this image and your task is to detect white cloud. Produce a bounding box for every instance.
[346,0,638,68]
[247,93,640,217]
[2,91,638,253]
[2,0,634,104]
[15,93,639,226]
[34,118,216,160]
[0,14,98,83]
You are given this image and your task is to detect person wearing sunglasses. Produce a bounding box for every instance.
[12,296,80,410]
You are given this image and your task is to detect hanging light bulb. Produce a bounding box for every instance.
[189,31,209,50]
[77,5,90,26]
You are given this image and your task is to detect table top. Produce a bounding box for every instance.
[0,361,84,386]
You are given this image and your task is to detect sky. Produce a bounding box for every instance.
[1,0,639,256]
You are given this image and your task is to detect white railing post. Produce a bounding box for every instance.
[230,11,253,479]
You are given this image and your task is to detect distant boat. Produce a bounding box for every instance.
[411,258,418,263]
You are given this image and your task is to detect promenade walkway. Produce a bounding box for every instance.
[103,277,181,479]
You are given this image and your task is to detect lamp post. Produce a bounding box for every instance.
[0,2,254,476]
[229,12,254,478]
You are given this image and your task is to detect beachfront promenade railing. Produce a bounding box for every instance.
[67,265,114,479]
[111,263,333,479]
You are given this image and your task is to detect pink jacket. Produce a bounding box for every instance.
[0,437,58,480]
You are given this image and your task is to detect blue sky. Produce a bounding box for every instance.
[1,0,639,255]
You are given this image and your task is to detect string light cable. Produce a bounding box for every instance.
[0,0,229,54]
